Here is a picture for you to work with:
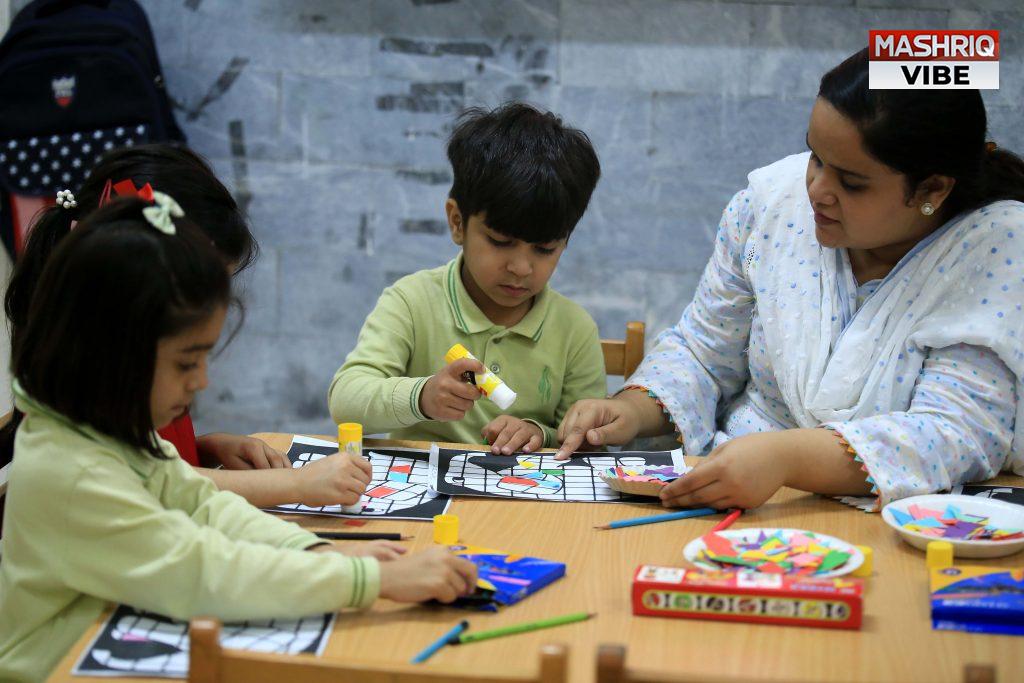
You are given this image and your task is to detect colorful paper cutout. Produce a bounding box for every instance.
[896,504,1022,541]
[695,530,853,577]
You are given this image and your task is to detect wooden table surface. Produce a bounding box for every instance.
[47,434,1024,683]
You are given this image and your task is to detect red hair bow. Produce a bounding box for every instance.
[98,178,156,206]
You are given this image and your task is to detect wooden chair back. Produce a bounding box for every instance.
[597,645,999,683]
[601,321,645,378]
[188,618,569,683]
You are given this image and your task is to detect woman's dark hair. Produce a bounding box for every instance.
[447,102,601,243]
[11,199,231,459]
[818,48,1024,218]
[0,143,253,466]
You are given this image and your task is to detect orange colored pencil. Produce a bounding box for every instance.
[711,509,742,532]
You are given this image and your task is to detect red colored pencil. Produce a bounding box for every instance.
[712,509,742,532]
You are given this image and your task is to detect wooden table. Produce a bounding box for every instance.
[47,434,1024,683]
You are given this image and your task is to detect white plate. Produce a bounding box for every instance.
[682,527,864,578]
[881,494,1024,559]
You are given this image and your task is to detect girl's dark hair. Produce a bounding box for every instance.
[0,143,253,466]
[447,102,601,243]
[818,48,1024,218]
[6,143,252,339]
[12,199,231,459]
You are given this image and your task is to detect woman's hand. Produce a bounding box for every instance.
[556,388,674,460]
[658,428,873,509]
[196,433,290,470]
[555,398,641,460]
[659,432,789,510]
[482,416,544,454]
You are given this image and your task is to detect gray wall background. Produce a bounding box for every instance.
[14,0,1023,437]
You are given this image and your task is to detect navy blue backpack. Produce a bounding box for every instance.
[0,0,185,256]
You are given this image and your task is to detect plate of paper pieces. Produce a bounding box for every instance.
[881,494,1024,559]
[683,528,864,578]
[599,466,687,497]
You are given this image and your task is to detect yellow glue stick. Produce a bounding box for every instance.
[338,423,362,458]
[444,343,517,410]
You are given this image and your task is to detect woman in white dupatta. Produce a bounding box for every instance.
[556,49,1024,511]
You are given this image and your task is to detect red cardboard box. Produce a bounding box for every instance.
[632,565,863,630]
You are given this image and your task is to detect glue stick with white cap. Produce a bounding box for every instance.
[444,343,517,410]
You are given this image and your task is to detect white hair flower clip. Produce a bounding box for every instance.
[56,189,77,209]
[142,190,183,235]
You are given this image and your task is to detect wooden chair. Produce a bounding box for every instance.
[596,644,710,683]
[602,321,645,378]
[597,645,999,683]
[188,618,568,683]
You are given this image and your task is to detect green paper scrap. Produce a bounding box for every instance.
[818,551,851,573]
[707,554,760,568]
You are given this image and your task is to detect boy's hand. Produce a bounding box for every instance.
[378,546,478,604]
[311,540,407,562]
[196,433,290,470]
[419,357,486,421]
[659,433,787,510]
[482,416,544,454]
[295,452,373,507]
[555,398,642,460]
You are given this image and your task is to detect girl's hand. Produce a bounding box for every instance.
[659,432,789,510]
[379,546,479,604]
[555,398,642,460]
[196,433,290,470]
[482,416,544,454]
[295,452,373,507]
[419,358,486,421]
[311,540,407,562]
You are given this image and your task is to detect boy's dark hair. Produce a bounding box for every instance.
[819,48,1024,219]
[446,102,601,243]
[11,199,232,459]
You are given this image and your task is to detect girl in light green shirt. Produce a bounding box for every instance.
[0,197,476,683]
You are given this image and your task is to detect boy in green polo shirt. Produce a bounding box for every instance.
[328,103,606,453]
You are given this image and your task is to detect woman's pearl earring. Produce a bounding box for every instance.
[921,202,935,216]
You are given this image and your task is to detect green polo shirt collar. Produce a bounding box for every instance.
[444,254,551,342]
[13,379,164,478]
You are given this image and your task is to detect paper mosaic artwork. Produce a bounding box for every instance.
[429,448,687,503]
[266,436,451,521]
[72,605,333,678]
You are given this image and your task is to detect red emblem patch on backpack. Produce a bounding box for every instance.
[51,75,75,108]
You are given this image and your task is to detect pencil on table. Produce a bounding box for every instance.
[455,612,594,645]
[411,620,469,663]
[594,507,718,530]
[314,531,411,541]
[711,509,743,532]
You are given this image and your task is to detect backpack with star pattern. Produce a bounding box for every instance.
[0,0,185,255]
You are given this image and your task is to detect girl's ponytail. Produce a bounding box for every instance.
[0,202,77,469]
[4,203,77,348]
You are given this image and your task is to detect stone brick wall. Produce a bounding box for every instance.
[10,0,1023,435]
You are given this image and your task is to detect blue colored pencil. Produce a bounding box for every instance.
[595,507,718,530]
[411,620,469,664]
